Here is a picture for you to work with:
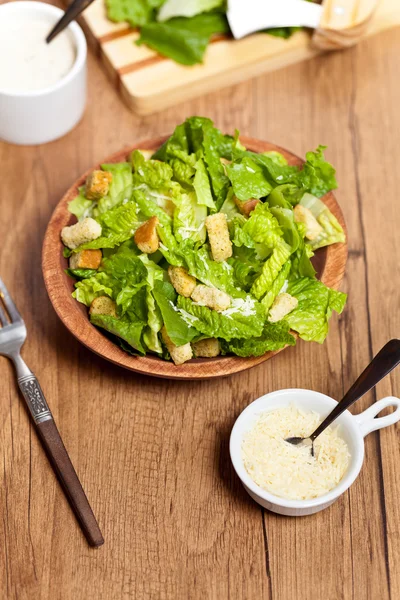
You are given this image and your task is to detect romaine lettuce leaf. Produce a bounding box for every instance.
[294,146,337,197]
[73,272,114,306]
[285,277,347,343]
[300,193,345,250]
[268,184,304,209]
[65,268,97,280]
[68,188,93,220]
[90,313,146,354]
[261,260,291,312]
[137,13,229,66]
[106,0,163,27]
[158,0,223,21]
[173,191,207,243]
[221,320,295,357]
[239,202,283,249]
[251,240,292,300]
[94,163,133,216]
[290,237,316,280]
[143,289,163,353]
[178,244,245,298]
[193,158,215,209]
[153,280,198,345]
[228,246,262,291]
[220,188,240,221]
[75,201,140,251]
[226,158,273,201]
[177,295,265,341]
[131,150,175,190]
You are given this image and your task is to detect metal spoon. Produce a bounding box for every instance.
[46,0,95,44]
[286,339,400,456]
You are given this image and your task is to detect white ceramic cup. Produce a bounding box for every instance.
[0,2,87,145]
[230,389,400,517]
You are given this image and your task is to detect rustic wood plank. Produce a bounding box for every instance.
[0,15,399,600]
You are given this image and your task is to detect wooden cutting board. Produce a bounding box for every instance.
[77,0,400,115]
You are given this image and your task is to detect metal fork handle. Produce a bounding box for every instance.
[13,355,104,547]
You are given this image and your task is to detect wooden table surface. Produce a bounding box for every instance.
[0,14,399,600]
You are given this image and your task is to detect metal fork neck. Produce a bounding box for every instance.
[10,352,33,379]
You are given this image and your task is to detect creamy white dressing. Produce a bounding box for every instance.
[0,16,76,92]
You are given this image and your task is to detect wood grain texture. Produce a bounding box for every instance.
[0,5,399,598]
[42,137,347,380]
[73,0,400,115]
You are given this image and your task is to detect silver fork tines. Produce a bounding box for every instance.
[0,277,23,323]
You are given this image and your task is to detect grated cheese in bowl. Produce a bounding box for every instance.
[242,405,350,501]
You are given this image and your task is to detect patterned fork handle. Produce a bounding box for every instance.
[18,371,104,547]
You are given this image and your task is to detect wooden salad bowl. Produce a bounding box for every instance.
[42,137,348,380]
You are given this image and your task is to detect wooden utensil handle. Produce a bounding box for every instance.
[313,0,380,50]
[17,371,104,547]
[320,0,379,30]
[36,418,104,547]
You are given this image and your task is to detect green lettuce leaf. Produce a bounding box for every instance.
[158,0,224,21]
[173,191,207,243]
[295,146,337,197]
[153,280,198,345]
[238,202,283,250]
[73,272,114,306]
[65,268,97,280]
[228,246,262,291]
[221,320,295,357]
[300,193,345,250]
[250,240,292,300]
[68,188,93,220]
[93,162,133,216]
[193,158,215,209]
[226,157,273,200]
[268,184,304,209]
[90,313,146,354]
[285,277,347,343]
[177,295,265,341]
[137,13,229,66]
[261,260,291,311]
[220,188,241,221]
[178,243,245,298]
[106,0,163,27]
[290,237,316,280]
[75,201,140,251]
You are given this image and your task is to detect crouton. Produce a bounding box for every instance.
[69,249,102,270]
[205,213,232,262]
[85,170,112,200]
[168,266,196,298]
[294,205,322,241]
[61,217,102,250]
[89,296,117,318]
[191,284,231,312]
[268,293,298,323]
[234,196,261,217]
[134,216,160,254]
[161,326,193,366]
[192,338,220,358]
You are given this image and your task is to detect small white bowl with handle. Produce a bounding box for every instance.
[230,388,400,517]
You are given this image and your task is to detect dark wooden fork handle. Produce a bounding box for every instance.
[17,373,103,547]
[36,419,104,547]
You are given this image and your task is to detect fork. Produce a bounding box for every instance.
[0,277,104,547]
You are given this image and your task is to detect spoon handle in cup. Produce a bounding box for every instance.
[311,339,400,442]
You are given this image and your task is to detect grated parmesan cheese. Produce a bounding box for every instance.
[242,405,350,500]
